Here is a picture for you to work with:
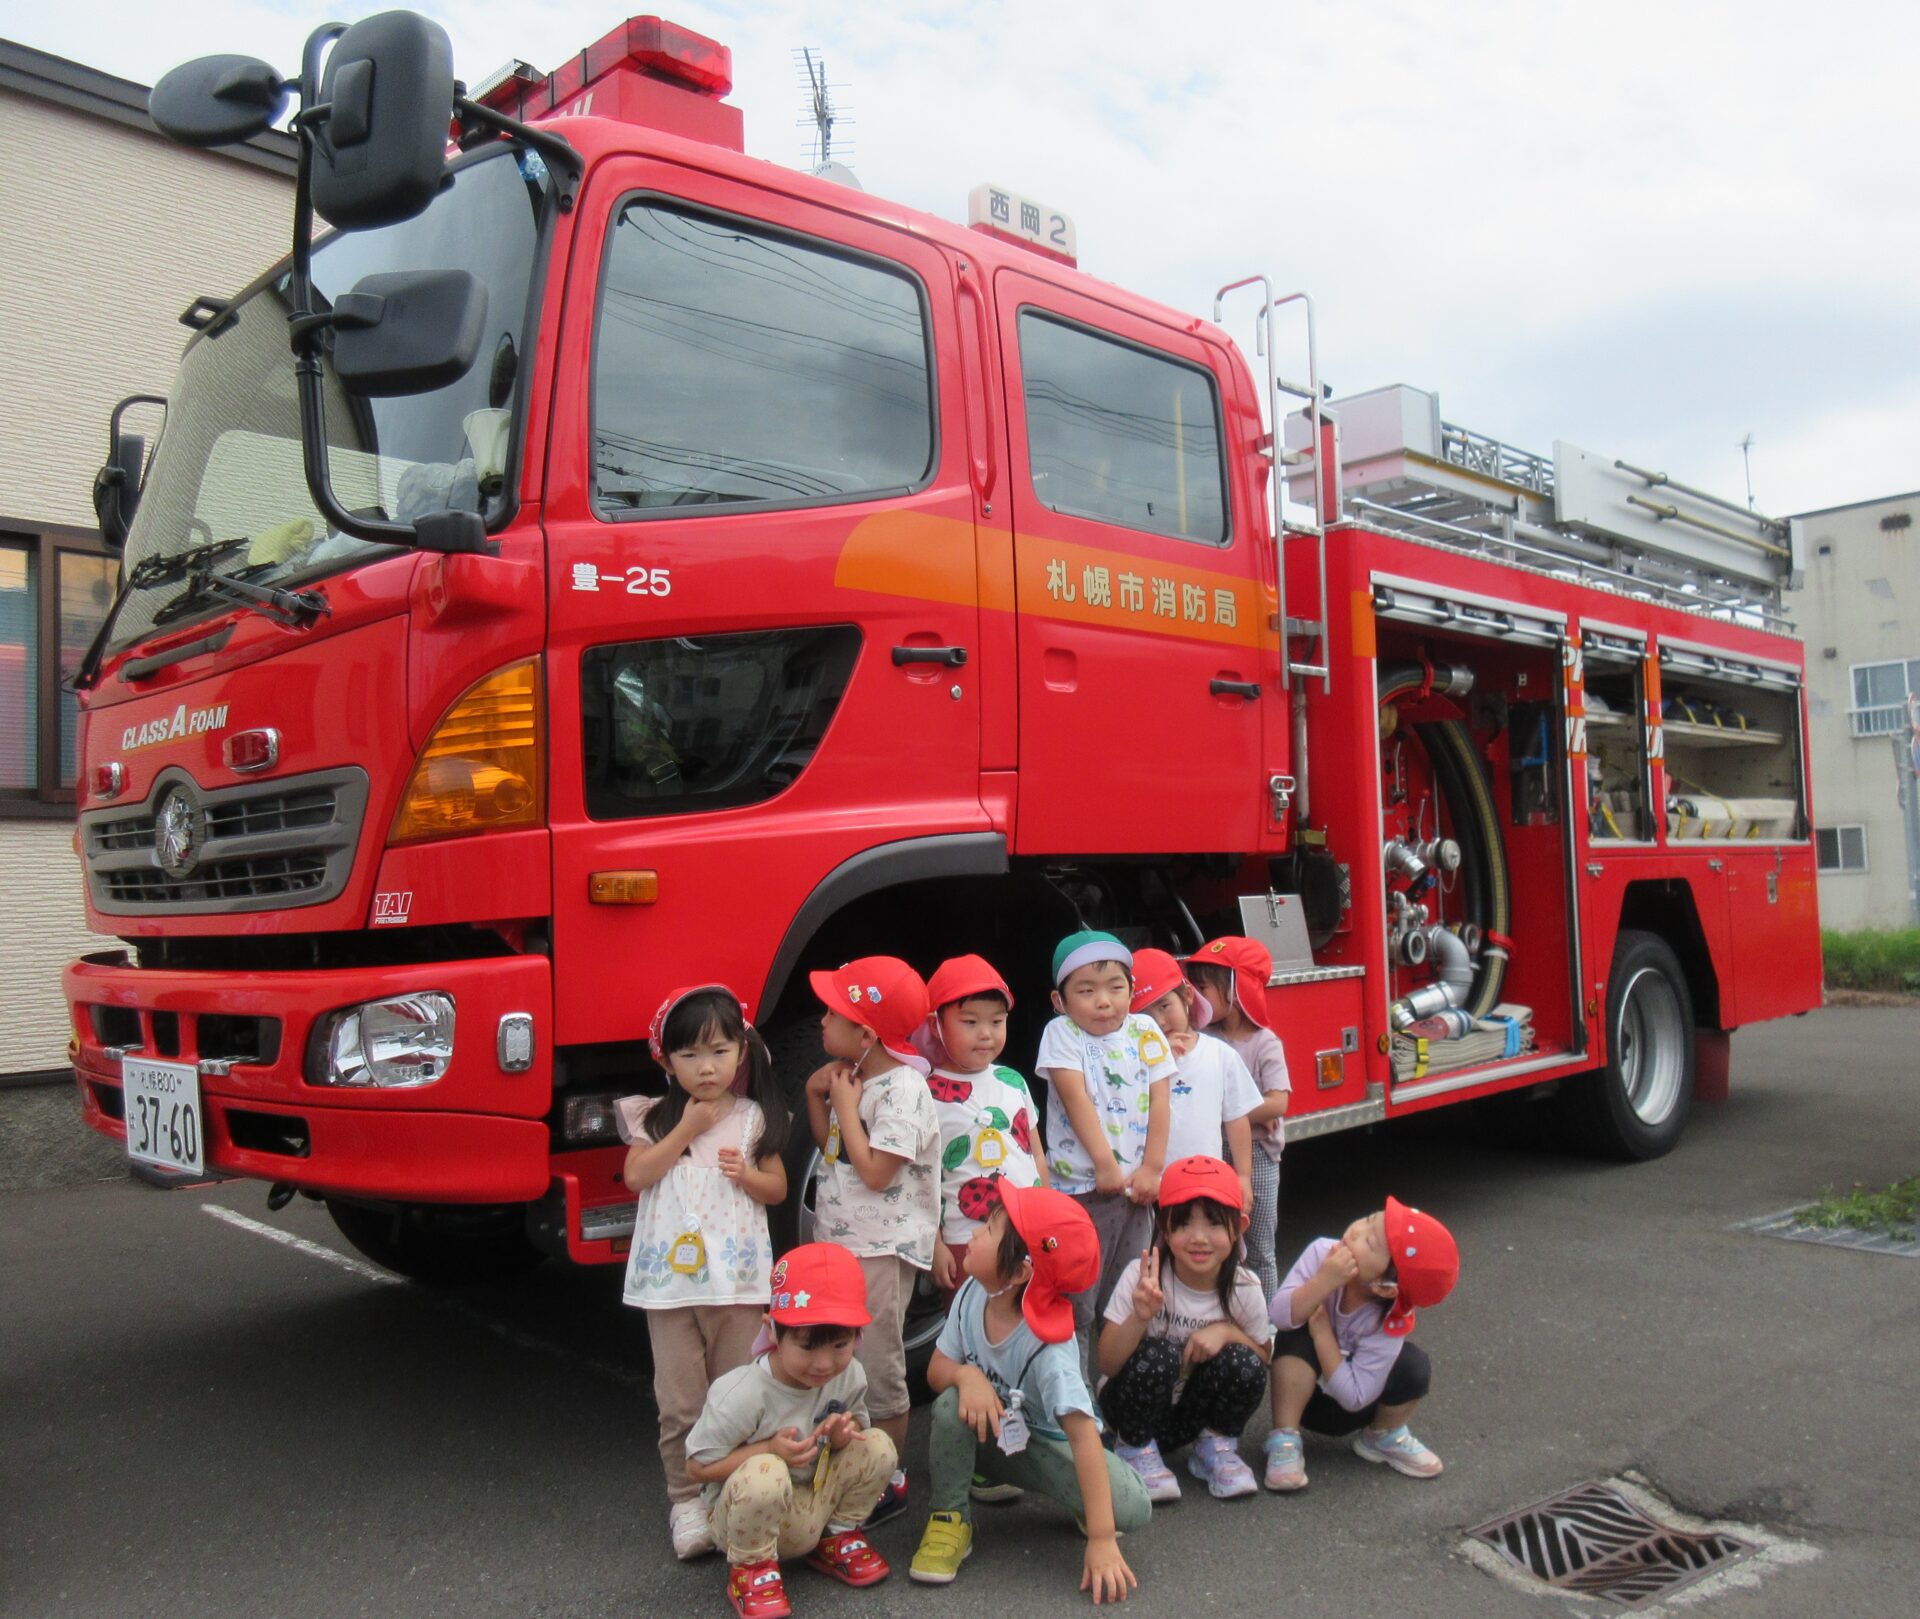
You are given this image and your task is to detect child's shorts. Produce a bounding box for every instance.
[1273,1328,1431,1434]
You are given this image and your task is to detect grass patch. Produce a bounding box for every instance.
[1800,1176,1920,1236]
[1822,928,1920,993]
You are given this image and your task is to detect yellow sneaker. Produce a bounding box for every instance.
[908,1511,974,1585]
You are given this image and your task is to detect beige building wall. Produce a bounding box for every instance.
[1796,493,1920,932]
[0,80,292,1074]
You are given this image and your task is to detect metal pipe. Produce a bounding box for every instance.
[1291,677,1311,827]
[1389,978,1465,1031]
[1623,493,1792,559]
[1425,925,1474,992]
[1384,837,1435,895]
[1612,457,1790,538]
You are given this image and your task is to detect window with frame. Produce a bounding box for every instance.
[1815,825,1868,873]
[2,529,115,811]
[592,203,934,515]
[1849,658,1920,738]
[1017,311,1227,545]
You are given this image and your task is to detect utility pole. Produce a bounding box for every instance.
[1901,696,1920,926]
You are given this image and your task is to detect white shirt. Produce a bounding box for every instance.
[814,1063,941,1267]
[1036,1013,1178,1195]
[1162,1037,1260,1164]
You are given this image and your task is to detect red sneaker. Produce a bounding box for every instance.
[804,1530,891,1587]
[727,1559,791,1619]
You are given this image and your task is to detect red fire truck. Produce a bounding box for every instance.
[66,15,1820,1336]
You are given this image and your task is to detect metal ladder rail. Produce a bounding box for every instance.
[1271,291,1330,694]
[1213,275,1285,690]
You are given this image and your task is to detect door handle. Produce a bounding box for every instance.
[893,645,968,667]
[1210,677,1260,699]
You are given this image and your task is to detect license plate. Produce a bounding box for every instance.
[123,1058,205,1176]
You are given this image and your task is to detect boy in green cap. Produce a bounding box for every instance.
[1036,929,1176,1378]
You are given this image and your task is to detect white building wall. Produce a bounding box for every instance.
[1796,494,1920,932]
[0,85,292,1075]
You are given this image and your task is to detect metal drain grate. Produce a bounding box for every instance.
[1469,1481,1757,1608]
[1734,1207,1920,1258]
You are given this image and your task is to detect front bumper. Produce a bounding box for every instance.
[66,952,552,1203]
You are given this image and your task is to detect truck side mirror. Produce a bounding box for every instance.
[310,12,455,230]
[331,270,488,396]
[91,394,166,552]
[149,55,288,147]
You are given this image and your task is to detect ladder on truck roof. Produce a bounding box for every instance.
[1285,384,1805,636]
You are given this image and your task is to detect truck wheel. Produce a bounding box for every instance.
[763,1014,950,1398]
[324,1199,545,1285]
[1564,930,1695,1161]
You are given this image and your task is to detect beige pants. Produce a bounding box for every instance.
[710,1429,898,1565]
[646,1303,766,1503]
[854,1254,916,1422]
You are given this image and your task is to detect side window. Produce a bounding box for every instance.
[1017,311,1227,544]
[580,627,861,819]
[593,203,934,514]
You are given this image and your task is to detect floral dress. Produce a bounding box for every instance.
[618,1096,772,1308]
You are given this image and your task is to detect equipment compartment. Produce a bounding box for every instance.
[1656,646,1805,843]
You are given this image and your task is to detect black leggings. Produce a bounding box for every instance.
[1272,1327,1431,1435]
[1100,1338,1269,1450]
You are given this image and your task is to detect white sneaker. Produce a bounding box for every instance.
[670,1497,716,1559]
[1351,1424,1443,1479]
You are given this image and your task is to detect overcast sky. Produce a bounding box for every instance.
[10,0,1916,517]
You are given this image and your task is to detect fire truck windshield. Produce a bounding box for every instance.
[113,144,552,650]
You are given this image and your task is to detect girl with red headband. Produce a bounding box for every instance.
[617,985,792,1560]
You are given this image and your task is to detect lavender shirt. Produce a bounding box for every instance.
[1271,1236,1404,1412]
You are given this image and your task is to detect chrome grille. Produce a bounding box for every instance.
[80,767,369,916]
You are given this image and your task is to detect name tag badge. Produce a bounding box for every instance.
[669,1230,707,1275]
[997,1391,1030,1456]
[975,1127,1008,1169]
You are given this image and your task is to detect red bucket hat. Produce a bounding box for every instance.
[809,956,931,1072]
[1193,936,1274,1031]
[995,1183,1099,1344]
[1157,1154,1244,1213]
[1381,1195,1459,1338]
[1129,948,1210,1031]
[647,983,750,1066]
[767,1243,871,1328]
[926,954,1014,1011]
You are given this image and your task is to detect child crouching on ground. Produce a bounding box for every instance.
[685,1244,897,1618]
[1263,1198,1460,1492]
[911,1182,1151,1603]
[1098,1155,1272,1501]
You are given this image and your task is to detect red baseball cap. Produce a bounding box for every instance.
[810,956,931,1071]
[1158,1154,1244,1214]
[767,1243,871,1328]
[1130,948,1210,1031]
[1193,936,1274,1031]
[1381,1195,1459,1337]
[926,954,1014,1011]
[996,1183,1099,1344]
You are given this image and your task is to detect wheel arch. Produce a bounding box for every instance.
[1617,878,1724,1031]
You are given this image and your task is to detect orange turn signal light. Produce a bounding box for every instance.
[590,870,659,905]
[1316,1050,1344,1089]
[389,658,544,847]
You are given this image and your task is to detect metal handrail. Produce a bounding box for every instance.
[1214,275,1283,686]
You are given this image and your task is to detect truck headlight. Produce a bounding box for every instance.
[312,993,456,1087]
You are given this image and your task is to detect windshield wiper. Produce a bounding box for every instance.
[69,536,329,692]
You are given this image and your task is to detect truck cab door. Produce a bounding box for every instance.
[541,161,985,1044]
[991,271,1266,855]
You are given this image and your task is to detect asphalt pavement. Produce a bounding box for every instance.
[4,1005,1916,1619]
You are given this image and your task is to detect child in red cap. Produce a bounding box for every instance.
[912,1182,1150,1603]
[1098,1156,1273,1502]
[1263,1198,1461,1491]
[686,1243,897,1618]
[920,954,1050,1294]
[803,956,939,1521]
[1186,936,1292,1298]
[1130,950,1259,1212]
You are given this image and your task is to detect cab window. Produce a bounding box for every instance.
[593,203,934,515]
[1017,311,1227,544]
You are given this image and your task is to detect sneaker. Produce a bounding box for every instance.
[727,1559,791,1619]
[805,1530,890,1587]
[1352,1424,1444,1479]
[1187,1430,1258,1499]
[1116,1438,1182,1503]
[669,1496,715,1560]
[863,1471,909,1527]
[909,1511,974,1585]
[1262,1428,1307,1493]
[969,1472,1024,1504]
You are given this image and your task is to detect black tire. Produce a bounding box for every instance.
[1562,930,1696,1161]
[761,1013,950,1399]
[324,1199,546,1285]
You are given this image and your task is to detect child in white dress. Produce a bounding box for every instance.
[619,985,791,1560]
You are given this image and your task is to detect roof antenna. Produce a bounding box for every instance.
[1739,433,1756,511]
[795,48,860,188]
